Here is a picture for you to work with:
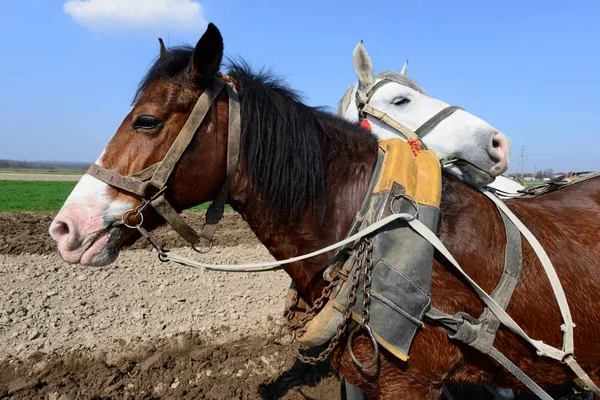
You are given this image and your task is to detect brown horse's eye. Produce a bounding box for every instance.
[132,115,162,131]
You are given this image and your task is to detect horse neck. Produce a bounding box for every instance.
[231,121,379,303]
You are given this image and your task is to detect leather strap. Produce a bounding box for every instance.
[489,347,553,400]
[87,77,239,246]
[151,196,200,244]
[481,189,575,356]
[408,210,600,396]
[86,163,159,197]
[361,104,421,141]
[355,78,462,146]
[414,106,462,139]
[472,207,522,352]
[149,79,226,190]
[202,82,241,241]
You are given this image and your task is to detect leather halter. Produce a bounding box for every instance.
[86,76,241,247]
[355,79,462,148]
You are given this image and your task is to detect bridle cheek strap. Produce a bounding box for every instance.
[414,105,462,139]
[355,78,462,148]
[361,104,420,141]
[201,82,241,241]
[86,77,241,245]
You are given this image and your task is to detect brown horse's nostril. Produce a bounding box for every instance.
[54,221,70,237]
[49,218,81,251]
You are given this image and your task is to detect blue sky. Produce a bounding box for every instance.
[1,0,598,174]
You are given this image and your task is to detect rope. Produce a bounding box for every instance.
[161,212,411,272]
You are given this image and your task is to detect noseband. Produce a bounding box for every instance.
[86,77,241,253]
[355,79,462,149]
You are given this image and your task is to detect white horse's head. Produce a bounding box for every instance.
[337,41,511,187]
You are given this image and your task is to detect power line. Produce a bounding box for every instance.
[520,146,527,180]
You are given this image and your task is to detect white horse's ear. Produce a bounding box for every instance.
[353,41,374,91]
[400,60,409,76]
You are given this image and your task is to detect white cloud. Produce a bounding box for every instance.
[63,0,207,37]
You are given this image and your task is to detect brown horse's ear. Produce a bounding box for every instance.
[190,23,223,85]
[158,38,168,57]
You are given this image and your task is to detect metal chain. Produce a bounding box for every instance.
[361,239,374,329]
[285,240,367,365]
[347,238,379,369]
[285,276,339,332]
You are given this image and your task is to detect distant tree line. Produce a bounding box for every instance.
[0,159,90,170]
[534,168,555,179]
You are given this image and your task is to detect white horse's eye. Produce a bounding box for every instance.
[392,97,411,106]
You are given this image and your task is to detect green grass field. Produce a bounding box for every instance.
[0,180,227,213]
[0,181,78,212]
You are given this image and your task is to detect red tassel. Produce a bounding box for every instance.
[408,138,422,156]
[360,118,371,131]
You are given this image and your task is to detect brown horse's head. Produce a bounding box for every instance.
[49,24,230,266]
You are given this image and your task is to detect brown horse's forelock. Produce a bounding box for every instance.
[133,45,195,105]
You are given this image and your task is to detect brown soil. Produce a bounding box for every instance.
[0,334,339,400]
[0,212,260,256]
[0,212,589,399]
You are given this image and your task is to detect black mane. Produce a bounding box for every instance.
[135,49,376,225]
[228,61,332,224]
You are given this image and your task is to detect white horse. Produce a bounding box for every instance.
[337,41,524,193]
[337,42,522,400]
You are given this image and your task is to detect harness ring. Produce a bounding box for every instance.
[192,239,214,254]
[389,193,420,221]
[348,324,379,370]
[122,208,144,229]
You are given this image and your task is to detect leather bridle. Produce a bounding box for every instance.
[355,78,463,148]
[86,76,241,252]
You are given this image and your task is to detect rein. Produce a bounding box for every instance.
[354,78,462,148]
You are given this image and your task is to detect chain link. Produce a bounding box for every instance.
[361,239,374,329]
[284,240,370,365]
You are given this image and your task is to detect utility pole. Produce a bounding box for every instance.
[520,146,526,180]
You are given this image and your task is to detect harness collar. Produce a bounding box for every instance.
[87,76,241,249]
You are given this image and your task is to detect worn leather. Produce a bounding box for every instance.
[86,78,241,246]
[331,139,441,360]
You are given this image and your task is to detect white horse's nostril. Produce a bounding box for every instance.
[490,133,508,161]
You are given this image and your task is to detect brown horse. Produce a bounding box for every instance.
[49,24,600,399]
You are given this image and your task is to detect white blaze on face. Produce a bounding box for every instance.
[49,148,134,266]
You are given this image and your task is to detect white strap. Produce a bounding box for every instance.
[404,215,566,360]
[162,212,409,272]
[564,355,600,395]
[407,211,600,396]
[481,189,575,355]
